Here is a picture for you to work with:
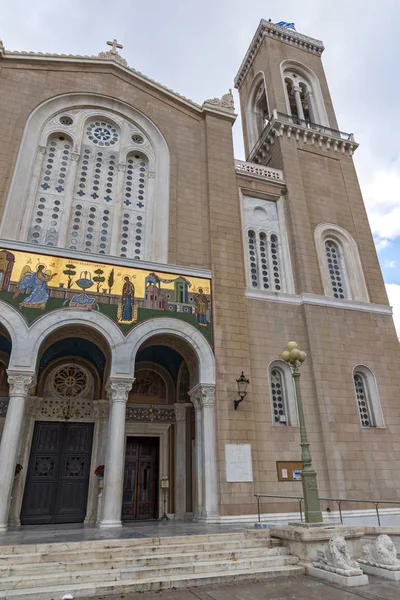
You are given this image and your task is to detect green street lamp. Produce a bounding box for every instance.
[281,341,323,524]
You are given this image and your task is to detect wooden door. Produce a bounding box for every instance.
[122,437,159,520]
[21,421,93,524]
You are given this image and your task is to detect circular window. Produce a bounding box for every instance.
[51,364,90,399]
[86,121,119,146]
[131,134,144,144]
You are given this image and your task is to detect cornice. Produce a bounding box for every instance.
[234,20,324,90]
[245,289,392,316]
[248,112,358,164]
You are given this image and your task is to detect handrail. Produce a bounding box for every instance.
[254,493,400,526]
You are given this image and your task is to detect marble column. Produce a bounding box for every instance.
[98,377,133,528]
[293,86,305,121]
[0,371,36,532]
[189,384,218,521]
[173,403,188,519]
[190,395,203,520]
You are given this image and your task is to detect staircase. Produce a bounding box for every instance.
[0,530,304,599]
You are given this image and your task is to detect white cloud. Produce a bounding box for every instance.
[375,238,391,253]
[386,283,400,337]
[384,260,397,268]
[362,168,400,241]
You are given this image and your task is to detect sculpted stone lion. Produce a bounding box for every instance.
[313,535,363,576]
[359,535,400,570]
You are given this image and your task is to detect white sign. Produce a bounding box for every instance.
[225,443,253,482]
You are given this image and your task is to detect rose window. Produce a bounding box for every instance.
[51,365,89,399]
[86,121,119,146]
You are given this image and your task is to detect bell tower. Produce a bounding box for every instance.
[233,20,400,504]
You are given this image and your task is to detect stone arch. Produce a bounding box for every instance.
[0,92,170,263]
[8,309,125,375]
[314,223,369,303]
[0,301,29,370]
[280,59,329,126]
[245,71,270,151]
[126,318,215,385]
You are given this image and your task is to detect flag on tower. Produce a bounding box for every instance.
[275,21,296,31]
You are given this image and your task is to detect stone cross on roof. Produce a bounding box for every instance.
[107,39,123,54]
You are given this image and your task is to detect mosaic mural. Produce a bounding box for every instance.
[0,249,212,340]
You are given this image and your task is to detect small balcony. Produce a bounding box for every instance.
[247,110,358,165]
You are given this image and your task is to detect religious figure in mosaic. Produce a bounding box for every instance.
[121,276,135,321]
[14,264,57,310]
[195,288,208,326]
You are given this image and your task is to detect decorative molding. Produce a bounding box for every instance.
[204,90,235,113]
[38,396,94,420]
[97,50,128,67]
[189,383,216,407]
[1,50,202,113]
[0,238,212,280]
[71,152,80,161]
[125,404,175,423]
[117,162,126,172]
[245,288,392,316]
[235,160,284,183]
[37,145,46,155]
[6,371,36,397]
[234,20,324,90]
[106,378,133,403]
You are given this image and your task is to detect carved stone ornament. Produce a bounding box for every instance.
[204,89,235,112]
[38,397,94,420]
[97,50,128,67]
[0,40,4,57]
[313,536,363,577]
[189,384,216,408]
[51,364,89,399]
[38,145,47,155]
[106,379,133,403]
[359,535,400,570]
[7,372,36,397]
[125,405,175,423]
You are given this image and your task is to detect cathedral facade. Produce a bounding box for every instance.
[0,21,398,530]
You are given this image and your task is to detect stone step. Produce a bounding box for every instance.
[0,536,275,564]
[0,555,299,590]
[0,565,305,599]
[0,530,268,556]
[0,545,290,576]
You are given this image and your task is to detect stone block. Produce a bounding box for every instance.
[306,565,369,586]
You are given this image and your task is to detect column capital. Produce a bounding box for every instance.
[188,383,216,408]
[106,377,134,403]
[7,371,36,397]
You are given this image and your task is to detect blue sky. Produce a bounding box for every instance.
[0,0,399,334]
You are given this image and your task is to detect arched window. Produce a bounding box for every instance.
[243,195,294,295]
[246,74,270,151]
[353,366,384,428]
[315,223,369,303]
[269,361,298,426]
[0,94,170,264]
[281,61,329,127]
[324,239,347,300]
[119,153,149,260]
[30,134,73,247]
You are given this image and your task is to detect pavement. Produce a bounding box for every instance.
[81,575,400,600]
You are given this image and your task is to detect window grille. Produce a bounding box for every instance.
[325,239,346,299]
[354,372,374,427]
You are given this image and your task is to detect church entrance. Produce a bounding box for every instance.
[21,421,93,525]
[122,437,159,520]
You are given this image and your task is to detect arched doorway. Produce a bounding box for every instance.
[0,330,11,441]
[16,326,110,525]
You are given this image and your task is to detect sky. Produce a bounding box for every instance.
[1,0,399,335]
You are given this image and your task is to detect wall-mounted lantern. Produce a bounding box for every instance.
[234,371,250,410]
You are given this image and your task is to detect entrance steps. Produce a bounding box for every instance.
[0,530,304,599]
